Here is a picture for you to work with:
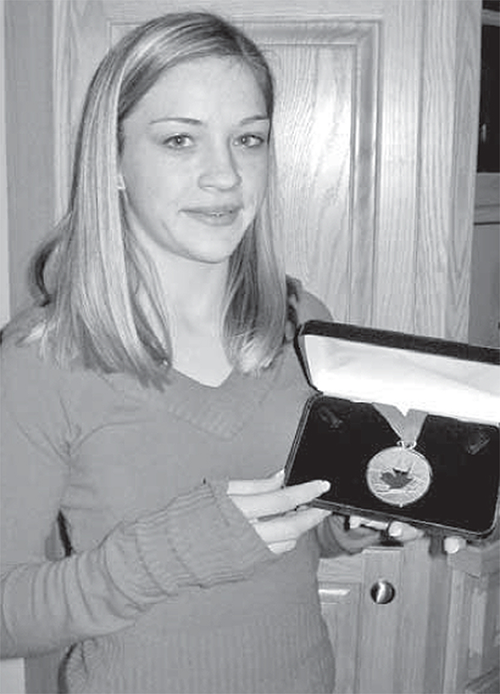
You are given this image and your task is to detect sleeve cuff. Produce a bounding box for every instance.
[121,480,275,598]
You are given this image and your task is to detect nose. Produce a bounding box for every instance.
[198,141,241,191]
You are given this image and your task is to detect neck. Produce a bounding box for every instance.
[150,256,233,384]
[152,255,229,328]
[136,252,235,384]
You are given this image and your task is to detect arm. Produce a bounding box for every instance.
[2,475,274,659]
[1,346,275,658]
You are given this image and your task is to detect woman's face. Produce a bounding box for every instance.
[119,56,270,267]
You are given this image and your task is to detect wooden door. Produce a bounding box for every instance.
[52,0,482,340]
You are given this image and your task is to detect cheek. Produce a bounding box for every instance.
[122,146,182,197]
[127,163,185,217]
[241,158,269,205]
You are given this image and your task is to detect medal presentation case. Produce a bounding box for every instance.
[285,321,500,539]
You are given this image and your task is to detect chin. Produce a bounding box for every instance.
[194,248,238,265]
[193,234,247,263]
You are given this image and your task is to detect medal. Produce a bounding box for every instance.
[366,405,432,507]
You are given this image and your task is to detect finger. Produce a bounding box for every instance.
[349,515,388,531]
[228,473,285,496]
[253,506,331,547]
[349,516,363,529]
[444,536,466,554]
[387,521,403,538]
[232,480,330,520]
[387,521,423,541]
[267,539,298,554]
[268,469,285,481]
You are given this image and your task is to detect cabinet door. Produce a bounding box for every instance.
[53,0,481,339]
[320,541,435,694]
[319,554,363,693]
[444,542,500,694]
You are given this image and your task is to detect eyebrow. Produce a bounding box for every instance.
[150,115,270,126]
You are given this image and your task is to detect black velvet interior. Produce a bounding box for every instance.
[285,394,499,539]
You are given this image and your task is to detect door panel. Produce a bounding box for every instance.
[245,21,378,325]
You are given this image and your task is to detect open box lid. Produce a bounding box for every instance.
[298,321,500,425]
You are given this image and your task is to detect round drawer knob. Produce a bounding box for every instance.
[370,580,396,604]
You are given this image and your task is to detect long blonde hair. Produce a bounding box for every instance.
[26,12,295,386]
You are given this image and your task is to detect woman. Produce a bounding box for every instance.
[1,12,425,693]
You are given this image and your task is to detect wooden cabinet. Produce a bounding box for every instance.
[318,537,500,693]
[444,539,500,694]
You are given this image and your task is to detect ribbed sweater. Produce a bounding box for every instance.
[1,292,367,693]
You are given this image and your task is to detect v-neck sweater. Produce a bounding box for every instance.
[1,292,363,693]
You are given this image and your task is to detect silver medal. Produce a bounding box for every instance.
[366,443,432,507]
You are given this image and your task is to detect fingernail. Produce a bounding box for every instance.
[446,538,461,554]
[319,480,331,492]
[389,522,403,538]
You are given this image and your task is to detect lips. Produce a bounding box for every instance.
[183,205,242,226]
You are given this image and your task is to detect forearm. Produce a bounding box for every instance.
[1,480,274,658]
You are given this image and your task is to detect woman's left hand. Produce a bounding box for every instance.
[348,516,467,552]
[348,515,423,543]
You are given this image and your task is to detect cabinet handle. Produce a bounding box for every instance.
[370,580,396,604]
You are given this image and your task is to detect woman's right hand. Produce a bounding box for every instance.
[228,472,331,554]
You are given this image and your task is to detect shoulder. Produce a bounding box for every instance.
[1,308,49,380]
[1,306,66,377]
[2,308,92,432]
[1,310,68,428]
[287,277,332,325]
[2,310,157,436]
[1,305,45,344]
[1,333,71,461]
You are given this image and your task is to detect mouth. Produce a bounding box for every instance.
[183,205,242,226]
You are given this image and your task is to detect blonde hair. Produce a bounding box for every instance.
[27,12,295,386]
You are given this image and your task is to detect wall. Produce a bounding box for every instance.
[4,0,54,315]
[1,0,8,327]
[1,5,24,688]
[1,1,37,690]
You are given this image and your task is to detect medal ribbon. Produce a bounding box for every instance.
[374,404,427,449]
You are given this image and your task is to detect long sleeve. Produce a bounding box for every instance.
[1,296,342,694]
[2,479,274,658]
[1,341,274,658]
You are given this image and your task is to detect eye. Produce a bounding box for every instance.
[235,133,267,149]
[163,134,194,149]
